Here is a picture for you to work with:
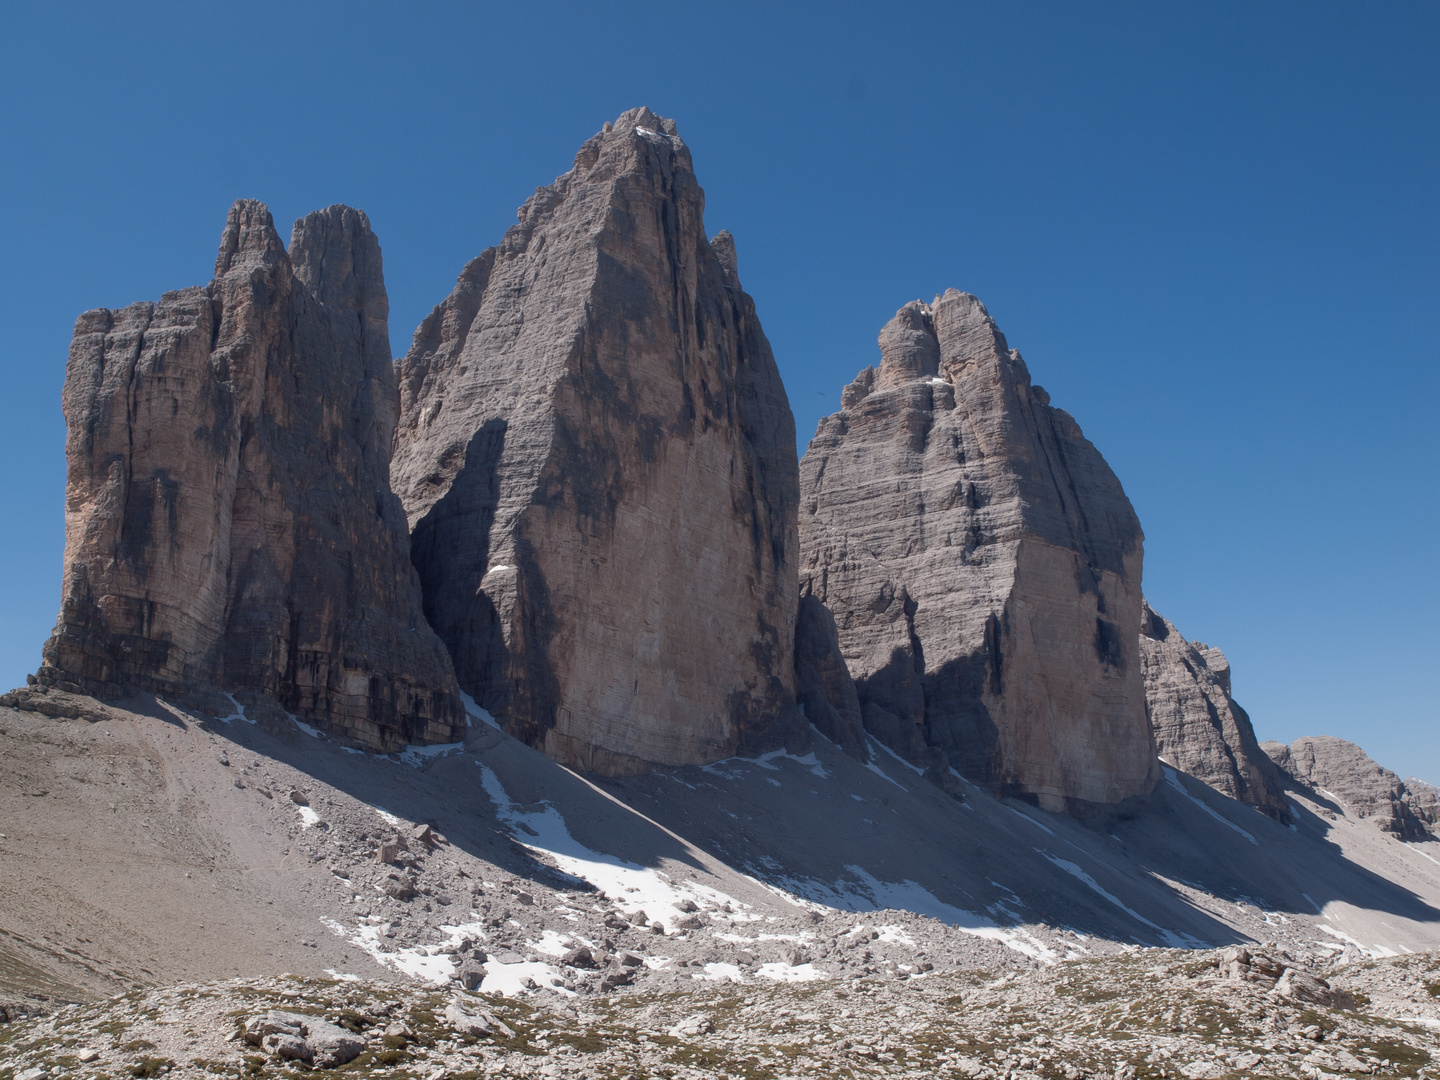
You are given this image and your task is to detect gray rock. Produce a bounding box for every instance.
[244,1012,308,1045]
[1274,967,1354,1009]
[799,292,1158,811]
[263,1032,312,1062]
[443,1001,492,1037]
[455,960,486,991]
[562,946,597,969]
[1140,602,1289,820]
[1263,736,1432,839]
[298,1018,365,1068]
[794,595,868,760]
[1404,775,1440,828]
[289,789,309,807]
[392,108,802,775]
[38,200,465,752]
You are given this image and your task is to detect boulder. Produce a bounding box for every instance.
[799,292,1158,811]
[1140,601,1289,821]
[38,200,464,752]
[392,108,802,775]
[455,960,486,991]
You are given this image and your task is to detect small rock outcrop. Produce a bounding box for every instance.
[392,108,802,774]
[799,292,1158,811]
[39,200,465,750]
[1140,601,1289,820]
[1404,776,1440,829]
[1262,736,1433,840]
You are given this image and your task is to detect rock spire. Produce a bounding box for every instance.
[392,108,802,774]
[1139,602,1289,820]
[799,292,1158,811]
[39,200,465,750]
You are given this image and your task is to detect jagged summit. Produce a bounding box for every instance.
[800,290,1157,812]
[38,199,464,751]
[392,110,803,775]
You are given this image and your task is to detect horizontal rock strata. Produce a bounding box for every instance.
[1140,601,1289,820]
[799,292,1158,811]
[39,200,464,750]
[1262,735,1433,839]
[392,108,802,774]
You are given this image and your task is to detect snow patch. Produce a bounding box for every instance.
[1162,766,1257,845]
[482,959,572,997]
[754,863,1057,963]
[297,806,320,829]
[290,713,324,739]
[398,741,465,768]
[1038,851,1204,949]
[1007,806,1055,835]
[693,962,744,982]
[479,765,744,931]
[221,693,254,725]
[756,961,828,982]
[460,690,503,732]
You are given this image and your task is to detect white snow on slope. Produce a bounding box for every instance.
[758,862,1056,963]
[479,765,743,931]
[398,741,465,767]
[1038,851,1204,949]
[460,690,503,732]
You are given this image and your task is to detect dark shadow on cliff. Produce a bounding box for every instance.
[409,419,508,699]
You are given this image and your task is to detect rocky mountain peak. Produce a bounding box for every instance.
[876,300,940,389]
[214,198,286,277]
[1263,735,1433,840]
[392,109,802,775]
[800,290,1156,812]
[40,198,464,750]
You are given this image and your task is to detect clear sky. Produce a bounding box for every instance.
[1,3,1435,782]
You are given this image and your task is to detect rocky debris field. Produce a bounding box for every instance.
[3,949,1439,1080]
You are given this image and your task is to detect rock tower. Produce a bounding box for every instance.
[392,109,802,774]
[40,201,465,750]
[799,292,1158,811]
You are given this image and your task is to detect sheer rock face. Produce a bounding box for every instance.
[794,596,868,761]
[1262,736,1433,840]
[391,108,802,775]
[1140,602,1289,821]
[799,292,1158,812]
[39,200,465,751]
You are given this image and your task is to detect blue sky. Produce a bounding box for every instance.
[1,3,1435,782]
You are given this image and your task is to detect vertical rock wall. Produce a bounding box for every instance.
[1140,602,1289,820]
[40,201,465,750]
[392,109,801,774]
[799,292,1158,811]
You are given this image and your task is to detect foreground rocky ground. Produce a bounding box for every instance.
[3,948,1439,1080]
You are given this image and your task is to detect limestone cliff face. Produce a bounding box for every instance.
[1263,736,1433,840]
[799,292,1158,811]
[39,201,465,751]
[392,108,801,774]
[1140,602,1289,820]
